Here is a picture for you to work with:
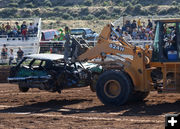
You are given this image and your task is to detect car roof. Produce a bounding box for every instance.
[25,54,64,61]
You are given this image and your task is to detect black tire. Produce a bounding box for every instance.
[96,70,131,106]
[18,82,29,92]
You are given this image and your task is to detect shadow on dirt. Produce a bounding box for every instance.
[0,98,180,116]
[82,100,180,116]
[0,99,92,114]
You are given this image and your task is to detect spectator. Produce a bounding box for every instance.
[15,22,21,35]
[122,25,126,32]
[123,32,132,42]
[137,17,142,29]
[12,26,18,37]
[1,24,6,34]
[21,21,28,40]
[137,26,143,39]
[5,22,11,33]
[58,29,64,41]
[34,23,38,34]
[1,44,8,59]
[131,20,137,31]
[142,21,146,28]
[145,25,150,40]
[126,27,131,34]
[149,28,154,40]
[124,20,131,32]
[28,23,34,34]
[17,47,24,62]
[148,19,153,28]
[0,24,6,35]
[5,22,13,37]
[9,49,14,65]
[141,28,146,40]
[132,28,138,40]
[0,25,2,35]
[53,34,59,41]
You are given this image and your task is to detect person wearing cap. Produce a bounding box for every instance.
[58,29,64,41]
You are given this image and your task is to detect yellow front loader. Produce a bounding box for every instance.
[78,19,180,106]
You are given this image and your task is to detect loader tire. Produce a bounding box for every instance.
[96,70,131,106]
[18,82,29,92]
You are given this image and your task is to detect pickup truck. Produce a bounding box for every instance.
[70,28,99,41]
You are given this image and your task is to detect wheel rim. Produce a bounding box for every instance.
[104,80,121,98]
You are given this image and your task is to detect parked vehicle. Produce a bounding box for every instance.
[70,28,99,41]
[40,29,63,53]
[41,29,59,41]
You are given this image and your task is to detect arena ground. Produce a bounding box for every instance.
[0,83,179,129]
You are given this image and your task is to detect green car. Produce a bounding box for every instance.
[8,54,102,93]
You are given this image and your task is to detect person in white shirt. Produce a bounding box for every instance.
[9,49,14,65]
[123,32,132,42]
[28,23,34,34]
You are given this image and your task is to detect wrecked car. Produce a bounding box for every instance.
[8,54,102,93]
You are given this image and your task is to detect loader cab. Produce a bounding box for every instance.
[151,19,180,93]
[152,19,180,62]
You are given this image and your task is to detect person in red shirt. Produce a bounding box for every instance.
[21,21,28,40]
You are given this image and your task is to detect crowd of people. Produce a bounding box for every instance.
[1,44,24,65]
[0,21,38,40]
[0,18,156,65]
[114,18,155,41]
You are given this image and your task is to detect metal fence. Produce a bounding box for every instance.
[39,40,97,53]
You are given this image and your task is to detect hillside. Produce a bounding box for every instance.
[0,0,180,7]
[0,0,180,20]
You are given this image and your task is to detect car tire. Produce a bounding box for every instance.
[96,70,131,106]
[18,82,29,92]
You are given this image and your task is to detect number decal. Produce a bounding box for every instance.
[109,43,124,52]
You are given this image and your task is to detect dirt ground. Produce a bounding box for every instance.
[0,83,179,129]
